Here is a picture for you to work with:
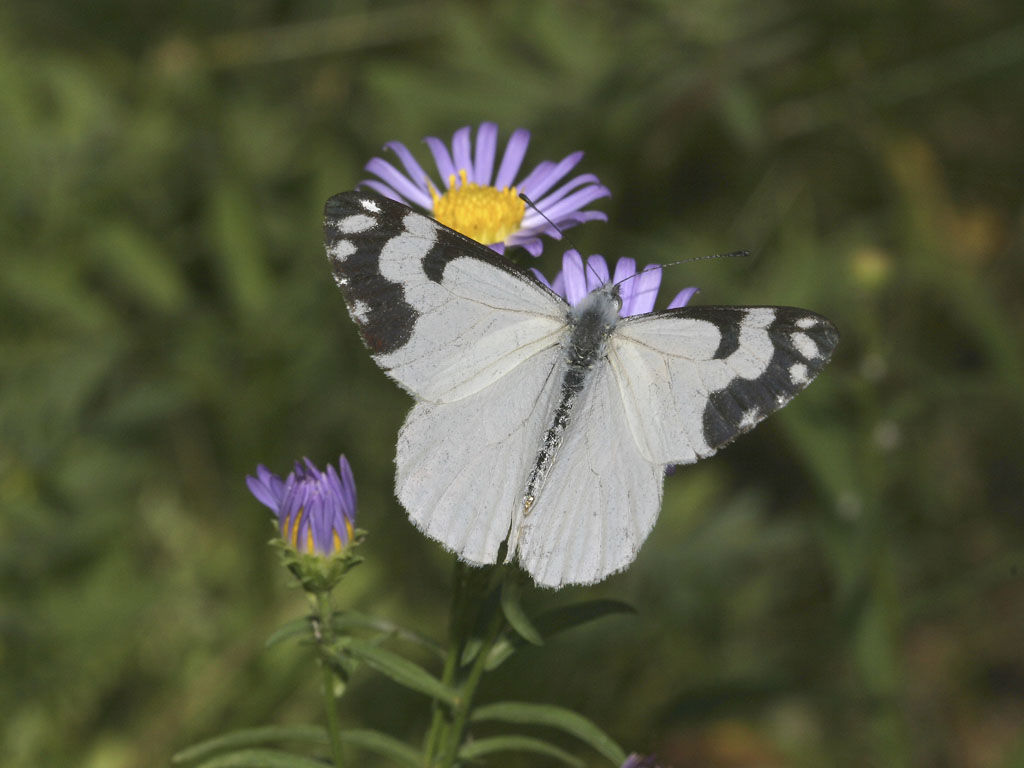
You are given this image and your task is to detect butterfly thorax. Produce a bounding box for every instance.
[519,285,621,519]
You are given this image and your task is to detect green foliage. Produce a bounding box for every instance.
[2,0,1023,766]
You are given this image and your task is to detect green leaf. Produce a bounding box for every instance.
[343,638,457,704]
[459,636,483,667]
[173,725,327,763]
[338,729,421,767]
[472,701,626,765]
[332,610,445,658]
[265,618,312,649]
[486,599,635,670]
[458,735,583,767]
[190,747,329,768]
[500,575,543,646]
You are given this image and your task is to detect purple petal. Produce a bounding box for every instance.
[246,466,283,511]
[613,258,640,316]
[629,265,663,315]
[280,482,304,535]
[502,234,544,256]
[518,151,583,199]
[337,455,356,511]
[382,141,434,208]
[494,128,530,188]
[424,136,456,186]
[518,238,544,257]
[529,184,611,225]
[551,271,565,296]
[561,250,588,306]
[364,158,430,208]
[357,179,410,206]
[612,257,638,285]
[515,160,555,200]
[555,209,609,225]
[472,122,498,186]
[584,255,610,291]
[451,126,473,181]
[668,286,699,309]
[530,267,553,289]
[533,173,602,211]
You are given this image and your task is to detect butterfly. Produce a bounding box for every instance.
[324,190,838,588]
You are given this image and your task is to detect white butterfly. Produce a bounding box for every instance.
[324,190,838,588]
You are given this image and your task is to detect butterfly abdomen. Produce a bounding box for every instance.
[519,286,621,517]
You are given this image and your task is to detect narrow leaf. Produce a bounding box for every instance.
[486,599,635,670]
[190,747,329,768]
[332,610,445,658]
[472,701,626,765]
[500,576,543,646]
[459,735,583,767]
[343,638,457,704]
[265,618,312,649]
[338,729,421,767]
[173,725,326,763]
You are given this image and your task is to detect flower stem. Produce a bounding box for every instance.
[436,602,504,767]
[425,561,469,763]
[314,590,346,768]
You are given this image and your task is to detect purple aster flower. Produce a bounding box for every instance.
[361,122,610,255]
[533,249,699,317]
[621,755,665,768]
[246,455,357,556]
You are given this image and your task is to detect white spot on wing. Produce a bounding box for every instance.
[791,331,820,360]
[339,214,375,234]
[359,197,381,213]
[350,299,370,323]
[739,408,760,429]
[789,362,810,385]
[796,316,818,329]
[329,239,356,262]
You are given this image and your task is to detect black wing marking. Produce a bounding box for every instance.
[323,190,556,358]
[694,306,838,449]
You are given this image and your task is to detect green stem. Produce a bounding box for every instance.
[436,596,505,768]
[315,590,346,768]
[425,561,469,764]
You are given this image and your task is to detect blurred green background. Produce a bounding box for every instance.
[2,1,1023,766]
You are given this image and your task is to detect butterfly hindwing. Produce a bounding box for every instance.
[324,191,566,402]
[396,345,564,566]
[511,362,664,587]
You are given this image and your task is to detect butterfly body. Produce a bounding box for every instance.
[523,285,622,517]
[325,190,838,588]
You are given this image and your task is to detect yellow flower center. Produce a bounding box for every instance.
[430,169,525,245]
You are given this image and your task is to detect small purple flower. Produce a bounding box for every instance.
[246,456,357,556]
[362,122,610,255]
[533,250,698,317]
[621,754,664,768]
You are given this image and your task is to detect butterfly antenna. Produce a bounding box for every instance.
[612,249,752,309]
[520,192,606,286]
[658,249,752,270]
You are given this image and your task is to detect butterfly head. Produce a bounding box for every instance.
[567,282,621,361]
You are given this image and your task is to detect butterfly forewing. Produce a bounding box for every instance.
[324,191,566,402]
